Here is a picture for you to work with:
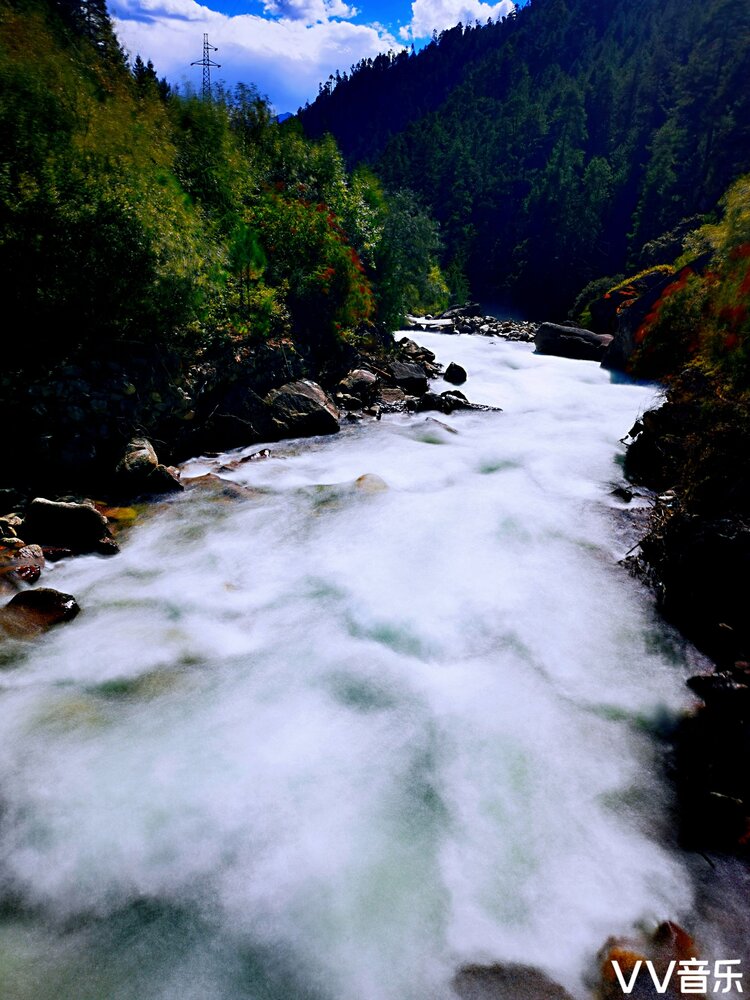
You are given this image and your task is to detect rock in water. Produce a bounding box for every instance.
[535,322,613,362]
[265,380,340,437]
[385,360,429,396]
[0,588,80,638]
[116,438,183,495]
[444,362,468,385]
[337,369,379,405]
[453,963,575,1000]
[22,498,117,555]
[0,542,45,586]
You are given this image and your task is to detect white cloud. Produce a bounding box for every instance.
[261,0,358,24]
[113,2,402,111]
[402,0,515,39]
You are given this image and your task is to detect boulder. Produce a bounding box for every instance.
[535,323,613,362]
[116,438,183,495]
[444,362,467,385]
[265,380,340,437]
[439,302,483,319]
[337,369,379,405]
[21,498,117,555]
[0,587,80,639]
[398,337,436,363]
[415,390,472,415]
[386,360,429,395]
[453,963,574,1000]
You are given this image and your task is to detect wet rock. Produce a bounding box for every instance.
[116,438,184,495]
[441,390,472,411]
[398,337,437,364]
[337,369,379,405]
[335,393,364,411]
[21,498,117,555]
[354,474,388,493]
[439,302,483,320]
[0,515,21,538]
[444,362,467,385]
[385,360,429,396]
[597,922,697,1000]
[183,473,262,501]
[453,963,574,1000]
[378,386,408,413]
[0,542,45,585]
[611,485,634,502]
[0,587,80,639]
[535,322,613,362]
[217,449,272,473]
[265,380,340,437]
[414,391,472,415]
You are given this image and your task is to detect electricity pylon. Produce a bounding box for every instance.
[191,34,220,99]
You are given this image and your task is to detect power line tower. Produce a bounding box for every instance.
[191,34,220,99]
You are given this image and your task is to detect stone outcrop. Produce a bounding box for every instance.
[116,438,183,495]
[264,380,340,437]
[384,360,429,396]
[535,322,613,362]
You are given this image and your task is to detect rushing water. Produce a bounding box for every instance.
[0,334,714,999]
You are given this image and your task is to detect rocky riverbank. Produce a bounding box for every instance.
[0,325,501,638]
[584,247,750,857]
[406,303,538,341]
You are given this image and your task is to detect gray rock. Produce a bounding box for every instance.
[265,380,340,437]
[535,322,613,362]
[337,369,379,405]
[386,360,429,395]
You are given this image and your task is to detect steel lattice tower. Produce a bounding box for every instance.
[191,34,220,99]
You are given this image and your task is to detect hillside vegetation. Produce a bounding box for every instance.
[0,0,445,488]
[299,0,750,315]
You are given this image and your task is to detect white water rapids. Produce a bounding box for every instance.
[0,333,715,999]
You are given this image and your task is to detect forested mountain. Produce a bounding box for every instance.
[299,0,750,315]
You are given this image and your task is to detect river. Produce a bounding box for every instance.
[0,332,722,998]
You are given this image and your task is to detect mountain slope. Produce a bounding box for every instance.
[299,0,750,314]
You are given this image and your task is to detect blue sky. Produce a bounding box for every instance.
[111,0,517,112]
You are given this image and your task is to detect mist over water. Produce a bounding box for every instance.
[0,335,707,998]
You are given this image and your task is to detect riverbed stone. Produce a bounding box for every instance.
[116,438,184,495]
[535,322,613,362]
[265,380,340,438]
[0,542,45,586]
[0,587,80,638]
[21,498,117,555]
[385,360,429,395]
[337,369,379,405]
[453,963,575,1000]
[444,362,468,385]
